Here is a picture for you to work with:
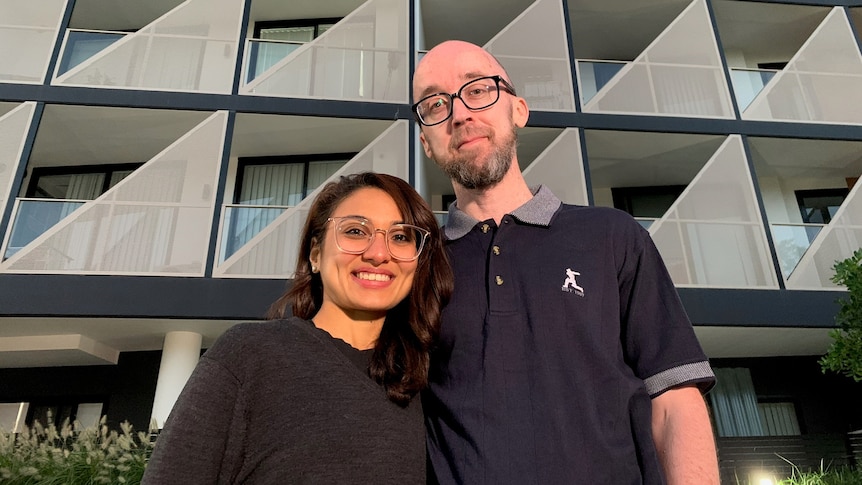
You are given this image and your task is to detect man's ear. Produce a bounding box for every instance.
[512,96,529,128]
[419,130,433,158]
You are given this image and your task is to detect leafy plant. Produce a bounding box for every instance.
[820,248,862,382]
[0,416,153,484]
[770,455,862,485]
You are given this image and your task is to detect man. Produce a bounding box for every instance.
[413,40,720,484]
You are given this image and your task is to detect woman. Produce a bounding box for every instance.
[142,172,452,484]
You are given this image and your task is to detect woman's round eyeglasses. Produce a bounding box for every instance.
[412,75,517,127]
[327,216,430,261]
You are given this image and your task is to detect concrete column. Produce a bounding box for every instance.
[150,331,203,429]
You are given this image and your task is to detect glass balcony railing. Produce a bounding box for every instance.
[770,223,824,279]
[56,29,128,76]
[219,204,290,262]
[243,39,304,83]
[3,198,86,259]
[729,68,778,111]
[576,59,627,104]
[635,217,658,230]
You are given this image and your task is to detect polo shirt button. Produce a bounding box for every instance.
[493,246,500,255]
[495,275,503,285]
[481,224,490,233]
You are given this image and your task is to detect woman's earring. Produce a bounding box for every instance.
[311,265,318,273]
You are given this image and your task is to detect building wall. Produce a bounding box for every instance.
[1,0,861,467]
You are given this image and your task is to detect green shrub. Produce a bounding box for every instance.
[0,416,153,485]
[821,248,862,382]
[772,457,862,485]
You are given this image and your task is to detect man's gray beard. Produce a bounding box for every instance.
[442,128,517,190]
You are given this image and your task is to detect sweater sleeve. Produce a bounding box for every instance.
[141,354,246,485]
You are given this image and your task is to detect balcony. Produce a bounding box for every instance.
[218,204,289,263]
[576,59,626,105]
[770,223,824,279]
[729,68,777,112]
[55,29,127,77]
[242,39,303,83]
[2,199,86,260]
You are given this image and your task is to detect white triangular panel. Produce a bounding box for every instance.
[522,129,587,205]
[0,0,67,83]
[743,8,862,124]
[649,135,777,287]
[1,112,228,275]
[484,0,575,111]
[584,0,734,118]
[0,103,36,219]
[786,180,862,289]
[241,0,408,103]
[53,0,242,93]
[215,120,409,278]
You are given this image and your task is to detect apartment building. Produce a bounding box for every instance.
[1,0,861,481]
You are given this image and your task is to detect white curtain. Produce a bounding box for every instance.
[709,367,765,437]
[65,173,104,200]
[240,163,304,206]
[758,402,801,436]
[307,160,347,192]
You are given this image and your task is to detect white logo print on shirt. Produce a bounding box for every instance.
[561,268,584,297]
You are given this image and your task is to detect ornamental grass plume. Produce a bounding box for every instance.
[0,414,154,485]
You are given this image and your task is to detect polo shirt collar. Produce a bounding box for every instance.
[443,185,562,240]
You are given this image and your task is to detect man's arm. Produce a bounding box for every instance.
[651,384,720,485]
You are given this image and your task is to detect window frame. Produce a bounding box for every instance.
[794,187,849,224]
[252,18,342,40]
[25,163,142,199]
[234,153,356,205]
[611,184,687,218]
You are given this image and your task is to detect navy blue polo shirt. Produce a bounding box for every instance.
[424,186,715,485]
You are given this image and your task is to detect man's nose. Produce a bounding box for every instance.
[450,96,473,124]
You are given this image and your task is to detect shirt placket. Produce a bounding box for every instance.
[485,216,517,314]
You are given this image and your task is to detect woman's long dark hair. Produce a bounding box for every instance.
[266,172,452,406]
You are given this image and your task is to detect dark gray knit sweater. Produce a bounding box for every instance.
[142,318,425,484]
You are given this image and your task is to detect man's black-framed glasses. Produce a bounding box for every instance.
[327,216,430,261]
[412,75,517,127]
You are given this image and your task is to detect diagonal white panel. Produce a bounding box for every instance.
[743,8,862,124]
[53,0,242,93]
[241,0,408,103]
[584,0,734,118]
[484,0,575,111]
[215,120,409,278]
[787,180,862,290]
[1,111,228,275]
[649,135,777,288]
[522,128,587,205]
[0,102,36,219]
[0,0,67,83]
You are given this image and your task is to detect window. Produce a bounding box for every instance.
[758,400,802,436]
[235,154,352,206]
[795,188,848,224]
[26,164,141,200]
[221,154,352,260]
[4,164,142,259]
[611,185,686,226]
[3,400,105,430]
[247,18,340,82]
[709,368,802,437]
[254,19,339,42]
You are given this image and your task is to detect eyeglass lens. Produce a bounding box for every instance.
[416,76,502,125]
[334,217,425,260]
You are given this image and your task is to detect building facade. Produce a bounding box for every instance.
[1,0,861,481]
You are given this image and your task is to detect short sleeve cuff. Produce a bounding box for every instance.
[644,361,716,397]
